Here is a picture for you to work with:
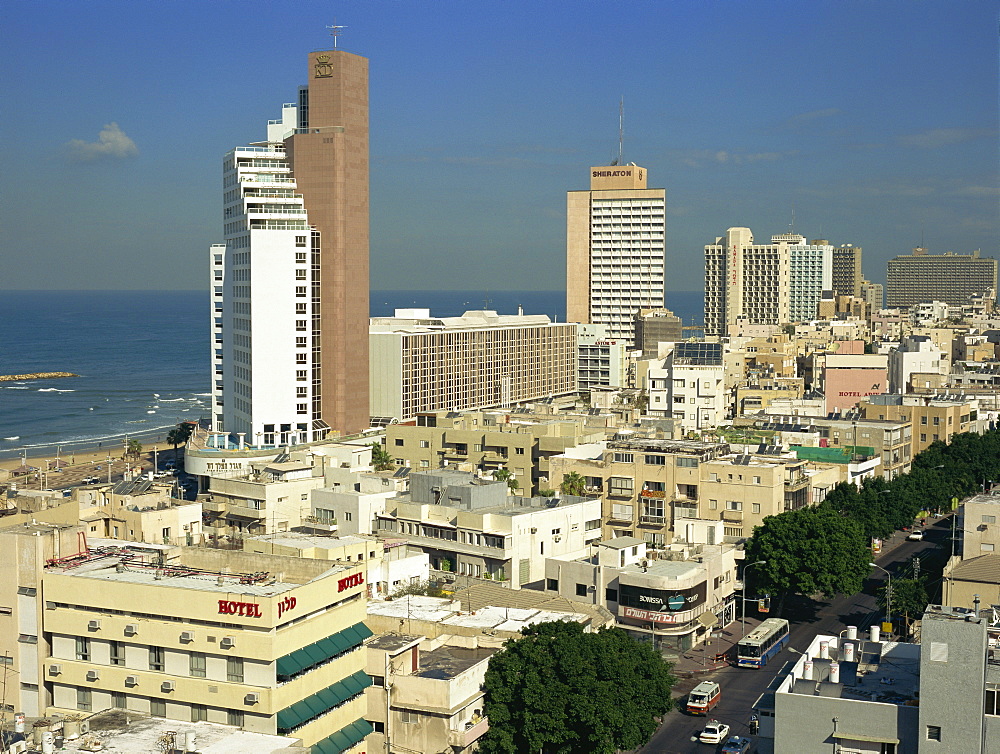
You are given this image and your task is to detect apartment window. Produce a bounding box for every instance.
[585,519,600,530]
[149,646,165,672]
[295,252,307,263]
[676,457,698,468]
[191,704,208,722]
[296,386,308,397]
[295,235,307,247]
[419,440,430,448]
[727,501,742,511]
[401,710,418,724]
[921,416,927,425]
[420,460,429,468]
[753,476,761,484]
[345,512,352,522]
[77,688,92,712]
[226,657,244,683]
[16,587,36,596]
[920,434,926,442]
[296,370,307,380]
[515,447,525,454]
[546,578,558,591]
[190,652,206,678]
[612,503,634,519]
[752,503,761,514]
[394,439,404,446]
[110,641,125,666]
[76,637,91,661]
[613,453,634,463]
[296,354,307,364]
[296,403,308,414]
[925,725,941,741]
[227,709,244,727]
[609,477,633,496]
[295,286,307,297]
[296,336,307,347]
[576,584,588,597]
[111,691,126,709]
[645,454,666,465]
[295,319,307,331]
[296,303,307,314]
[983,515,997,524]
[709,499,718,510]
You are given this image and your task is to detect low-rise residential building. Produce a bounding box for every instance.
[764,605,1000,754]
[889,335,950,393]
[0,523,372,751]
[544,534,740,657]
[372,470,603,589]
[642,342,728,435]
[860,394,975,458]
[369,309,578,421]
[365,634,495,754]
[385,409,608,494]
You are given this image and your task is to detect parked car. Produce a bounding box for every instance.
[699,720,731,745]
[721,736,753,754]
[82,476,99,484]
[907,530,924,541]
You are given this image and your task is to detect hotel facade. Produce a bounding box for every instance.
[567,166,666,343]
[212,48,370,446]
[2,524,372,753]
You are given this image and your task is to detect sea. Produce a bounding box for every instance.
[0,289,703,460]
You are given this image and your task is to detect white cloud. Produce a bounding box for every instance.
[677,149,793,168]
[785,107,842,126]
[898,127,994,149]
[66,123,138,161]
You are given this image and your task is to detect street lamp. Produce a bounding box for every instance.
[869,562,892,631]
[741,560,767,635]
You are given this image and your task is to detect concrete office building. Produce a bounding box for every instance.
[369,309,577,421]
[577,323,631,390]
[861,279,884,310]
[567,165,666,342]
[886,247,998,308]
[764,605,1000,754]
[832,243,863,297]
[212,47,369,445]
[634,307,683,359]
[1,524,372,752]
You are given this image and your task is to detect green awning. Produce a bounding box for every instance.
[345,719,374,745]
[303,643,328,665]
[277,622,374,681]
[316,685,341,708]
[353,622,374,641]
[311,718,374,753]
[276,704,304,731]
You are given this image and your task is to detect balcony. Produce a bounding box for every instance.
[722,509,743,522]
[225,504,266,520]
[640,489,666,499]
[639,515,666,526]
[202,500,226,513]
[449,717,489,748]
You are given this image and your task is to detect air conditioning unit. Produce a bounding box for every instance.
[180,631,194,643]
[87,619,101,631]
[530,528,538,534]
[124,624,138,636]
[161,681,175,692]
[220,636,235,649]
[125,675,139,687]
[86,670,100,682]
[244,693,260,704]
[48,664,62,676]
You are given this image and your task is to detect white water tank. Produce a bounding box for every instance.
[870,625,881,642]
[843,641,856,662]
[185,731,197,752]
[802,660,813,680]
[41,731,55,754]
[818,640,830,659]
[829,661,840,684]
[846,626,858,641]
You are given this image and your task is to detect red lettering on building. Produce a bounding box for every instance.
[277,596,298,619]
[217,600,262,619]
[338,573,364,592]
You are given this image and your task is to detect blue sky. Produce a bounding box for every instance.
[3,0,997,292]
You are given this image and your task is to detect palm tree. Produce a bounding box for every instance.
[166,422,194,461]
[560,471,587,497]
[124,438,143,462]
[370,442,395,471]
[493,467,519,493]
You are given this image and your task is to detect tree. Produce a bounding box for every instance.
[744,506,872,607]
[478,621,675,754]
[124,438,143,462]
[388,580,447,599]
[494,467,519,494]
[166,422,194,460]
[885,576,929,634]
[560,471,587,497]
[370,442,394,471]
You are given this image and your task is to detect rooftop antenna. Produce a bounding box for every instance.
[618,97,624,166]
[326,21,347,48]
[790,204,796,233]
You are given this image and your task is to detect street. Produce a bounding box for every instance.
[634,519,947,753]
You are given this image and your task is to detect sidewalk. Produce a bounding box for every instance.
[669,615,766,676]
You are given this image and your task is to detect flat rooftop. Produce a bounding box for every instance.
[417,644,498,680]
[244,532,373,549]
[7,711,303,753]
[368,594,591,633]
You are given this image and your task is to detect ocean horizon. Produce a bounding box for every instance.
[0,289,704,458]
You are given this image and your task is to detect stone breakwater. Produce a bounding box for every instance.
[0,372,79,382]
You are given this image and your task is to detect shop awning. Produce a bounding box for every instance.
[276,622,374,678]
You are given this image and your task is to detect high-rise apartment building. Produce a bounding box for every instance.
[704,228,831,336]
[860,279,884,310]
[886,247,998,308]
[831,244,862,297]
[566,165,665,342]
[212,48,369,446]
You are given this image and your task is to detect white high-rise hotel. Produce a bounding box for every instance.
[211,49,370,447]
[567,166,666,343]
[704,227,832,337]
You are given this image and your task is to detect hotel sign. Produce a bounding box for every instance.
[338,573,364,592]
[218,600,263,618]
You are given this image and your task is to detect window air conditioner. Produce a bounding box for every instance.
[125,675,139,687]
[220,636,235,649]
[244,693,260,704]
[87,619,101,630]
[161,681,175,692]
[124,624,138,636]
[180,631,194,643]
[530,528,537,534]
[86,670,100,681]
[48,664,62,676]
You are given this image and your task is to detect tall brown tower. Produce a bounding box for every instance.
[284,50,369,435]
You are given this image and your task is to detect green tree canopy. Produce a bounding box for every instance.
[559,471,586,497]
[745,506,871,601]
[166,422,194,458]
[370,442,394,471]
[478,621,676,754]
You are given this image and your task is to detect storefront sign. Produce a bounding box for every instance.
[622,606,676,624]
[338,573,364,592]
[218,600,262,618]
[619,581,707,613]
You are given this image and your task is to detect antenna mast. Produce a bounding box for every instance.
[326,21,347,48]
[618,97,624,166]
